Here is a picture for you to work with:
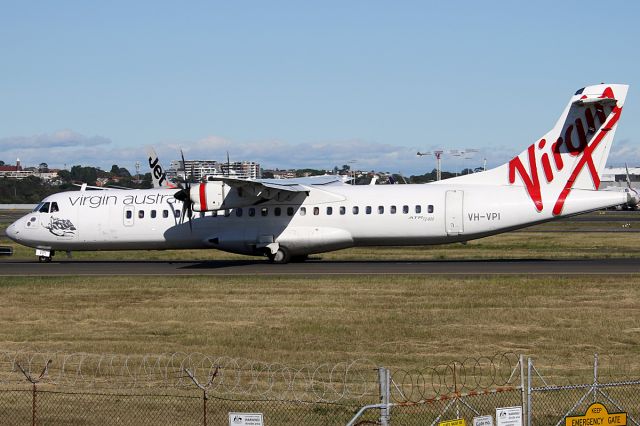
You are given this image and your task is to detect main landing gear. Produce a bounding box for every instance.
[267,247,291,264]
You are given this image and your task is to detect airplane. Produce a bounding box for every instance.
[5,83,637,263]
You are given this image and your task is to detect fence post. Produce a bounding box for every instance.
[16,359,51,426]
[527,358,532,426]
[378,367,390,426]
[593,353,598,404]
[520,355,526,425]
[184,366,219,426]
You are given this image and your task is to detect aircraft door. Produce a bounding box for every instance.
[445,190,464,235]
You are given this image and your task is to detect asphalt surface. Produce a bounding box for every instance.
[1,258,639,276]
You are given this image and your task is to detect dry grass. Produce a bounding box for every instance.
[0,274,639,376]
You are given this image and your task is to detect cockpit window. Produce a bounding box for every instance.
[51,202,59,213]
[32,203,43,212]
[39,202,50,213]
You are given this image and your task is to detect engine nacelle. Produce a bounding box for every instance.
[190,182,224,212]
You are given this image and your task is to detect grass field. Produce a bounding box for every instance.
[0,275,639,378]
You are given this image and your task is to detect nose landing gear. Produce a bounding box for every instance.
[36,248,55,263]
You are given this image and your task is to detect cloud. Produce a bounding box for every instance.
[2,130,637,176]
[0,129,112,150]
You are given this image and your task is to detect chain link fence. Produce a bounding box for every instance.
[528,354,640,426]
[0,350,639,425]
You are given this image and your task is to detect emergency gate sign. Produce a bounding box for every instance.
[565,403,626,426]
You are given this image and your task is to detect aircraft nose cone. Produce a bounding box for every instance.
[5,222,19,242]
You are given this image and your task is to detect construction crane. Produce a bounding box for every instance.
[416,149,479,181]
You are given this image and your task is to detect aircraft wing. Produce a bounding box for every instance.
[263,175,345,186]
[205,176,310,200]
[189,175,346,211]
[205,175,344,198]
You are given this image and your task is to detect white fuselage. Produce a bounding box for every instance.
[6,182,629,258]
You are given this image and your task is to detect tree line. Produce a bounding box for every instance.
[0,164,152,204]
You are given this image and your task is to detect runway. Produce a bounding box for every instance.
[1,258,639,276]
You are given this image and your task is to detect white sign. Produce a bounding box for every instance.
[473,415,494,426]
[229,412,264,426]
[496,406,522,426]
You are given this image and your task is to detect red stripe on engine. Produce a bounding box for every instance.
[199,184,207,210]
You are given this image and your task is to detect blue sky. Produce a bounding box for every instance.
[2,1,639,175]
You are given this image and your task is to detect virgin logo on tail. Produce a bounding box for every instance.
[508,87,622,216]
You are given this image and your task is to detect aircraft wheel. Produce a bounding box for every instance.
[268,247,291,264]
[39,256,52,263]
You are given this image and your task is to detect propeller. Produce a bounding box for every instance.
[173,149,194,232]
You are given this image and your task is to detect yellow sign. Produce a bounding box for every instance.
[565,403,627,426]
[439,420,466,426]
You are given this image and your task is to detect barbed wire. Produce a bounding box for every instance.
[2,351,637,404]
[389,352,522,403]
[0,350,379,403]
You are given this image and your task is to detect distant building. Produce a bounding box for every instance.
[265,169,296,179]
[167,159,261,181]
[0,158,59,181]
[0,158,22,173]
[601,167,640,184]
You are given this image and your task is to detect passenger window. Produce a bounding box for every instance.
[326,207,333,215]
[224,210,231,217]
[212,211,218,217]
[339,206,346,215]
[249,208,255,217]
[314,207,319,215]
[51,202,59,213]
[378,206,384,214]
[415,205,421,214]
[275,207,281,216]
[300,207,306,216]
[390,206,396,214]
[366,206,372,214]
[138,210,144,219]
[163,210,169,218]
[287,207,294,216]
[403,205,409,214]
[151,210,157,218]
[236,208,243,217]
[261,207,268,217]
[352,206,359,215]
[126,210,133,219]
[174,210,181,218]
[39,203,50,213]
[428,205,434,213]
